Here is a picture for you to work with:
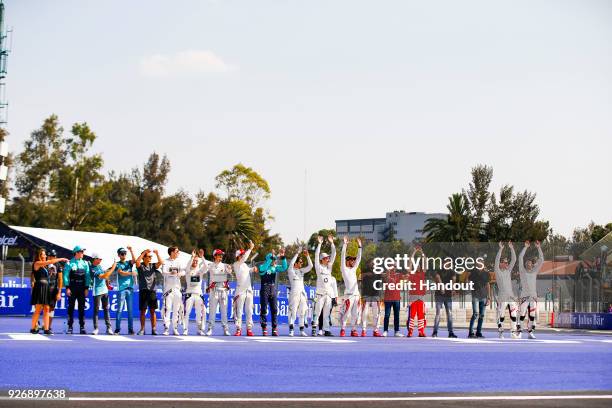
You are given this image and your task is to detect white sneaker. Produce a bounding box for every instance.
[382,331,388,337]
[528,331,536,339]
[137,329,145,336]
[183,329,188,336]
[198,329,205,336]
[206,328,213,336]
[289,329,294,337]
[511,331,521,339]
[173,329,180,336]
[394,331,404,337]
[318,330,323,336]
[163,329,169,336]
[223,328,231,336]
[300,330,308,337]
[498,331,504,339]
[92,328,99,335]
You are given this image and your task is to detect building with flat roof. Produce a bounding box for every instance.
[335,211,446,244]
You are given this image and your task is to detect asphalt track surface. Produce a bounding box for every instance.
[1,317,611,407]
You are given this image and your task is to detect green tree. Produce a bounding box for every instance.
[215,163,271,207]
[423,193,475,242]
[15,114,66,203]
[486,185,549,242]
[463,164,493,241]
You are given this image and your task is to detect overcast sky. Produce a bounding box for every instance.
[4,0,611,242]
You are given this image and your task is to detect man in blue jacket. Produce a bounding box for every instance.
[63,245,91,334]
[258,248,288,336]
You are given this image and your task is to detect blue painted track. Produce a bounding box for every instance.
[1,317,611,394]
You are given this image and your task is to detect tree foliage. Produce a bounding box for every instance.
[3,115,283,256]
[425,164,550,243]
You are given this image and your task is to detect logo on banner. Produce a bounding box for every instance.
[0,235,18,246]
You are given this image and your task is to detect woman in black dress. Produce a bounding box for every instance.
[30,248,68,334]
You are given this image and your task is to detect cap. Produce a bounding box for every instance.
[72,245,86,253]
[117,247,127,255]
[235,249,245,258]
[213,249,225,257]
[90,252,102,260]
[319,252,330,261]
[48,249,57,257]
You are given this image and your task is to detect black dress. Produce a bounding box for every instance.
[30,265,52,306]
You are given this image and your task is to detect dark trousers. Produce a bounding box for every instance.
[469,297,487,335]
[260,283,278,329]
[93,293,111,330]
[384,301,400,332]
[67,286,86,328]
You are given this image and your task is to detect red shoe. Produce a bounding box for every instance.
[272,329,279,336]
[262,329,268,336]
[339,329,346,337]
[418,330,426,337]
[350,330,359,337]
[234,329,242,336]
[373,330,382,337]
[246,329,254,337]
[407,329,413,337]
[361,329,366,337]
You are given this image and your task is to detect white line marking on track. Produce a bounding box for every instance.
[63,395,612,402]
[7,333,50,341]
[176,336,225,343]
[87,335,137,342]
[431,338,497,344]
[249,337,357,343]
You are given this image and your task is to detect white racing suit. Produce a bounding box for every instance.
[360,297,382,332]
[494,246,518,336]
[340,243,362,333]
[183,259,208,334]
[232,249,255,332]
[207,261,232,333]
[312,241,336,334]
[518,246,544,335]
[288,252,313,332]
[162,258,185,333]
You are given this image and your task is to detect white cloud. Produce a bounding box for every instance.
[139,50,237,77]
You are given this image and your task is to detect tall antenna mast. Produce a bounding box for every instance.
[303,168,307,238]
[0,0,11,215]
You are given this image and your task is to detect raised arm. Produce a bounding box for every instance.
[355,238,362,267]
[341,237,348,273]
[495,242,503,271]
[315,236,323,271]
[518,242,528,273]
[533,241,544,273]
[508,241,517,271]
[259,253,273,276]
[101,261,117,279]
[135,250,146,269]
[302,250,313,273]
[328,235,336,266]
[278,253,288,273]
[127,246,137,264]
[289,250,300,271]
[239,241,255,267]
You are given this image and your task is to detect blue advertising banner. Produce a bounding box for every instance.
[555,312,612,330]
[0,282,317,325]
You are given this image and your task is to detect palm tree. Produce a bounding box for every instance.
[423,193,475,242]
